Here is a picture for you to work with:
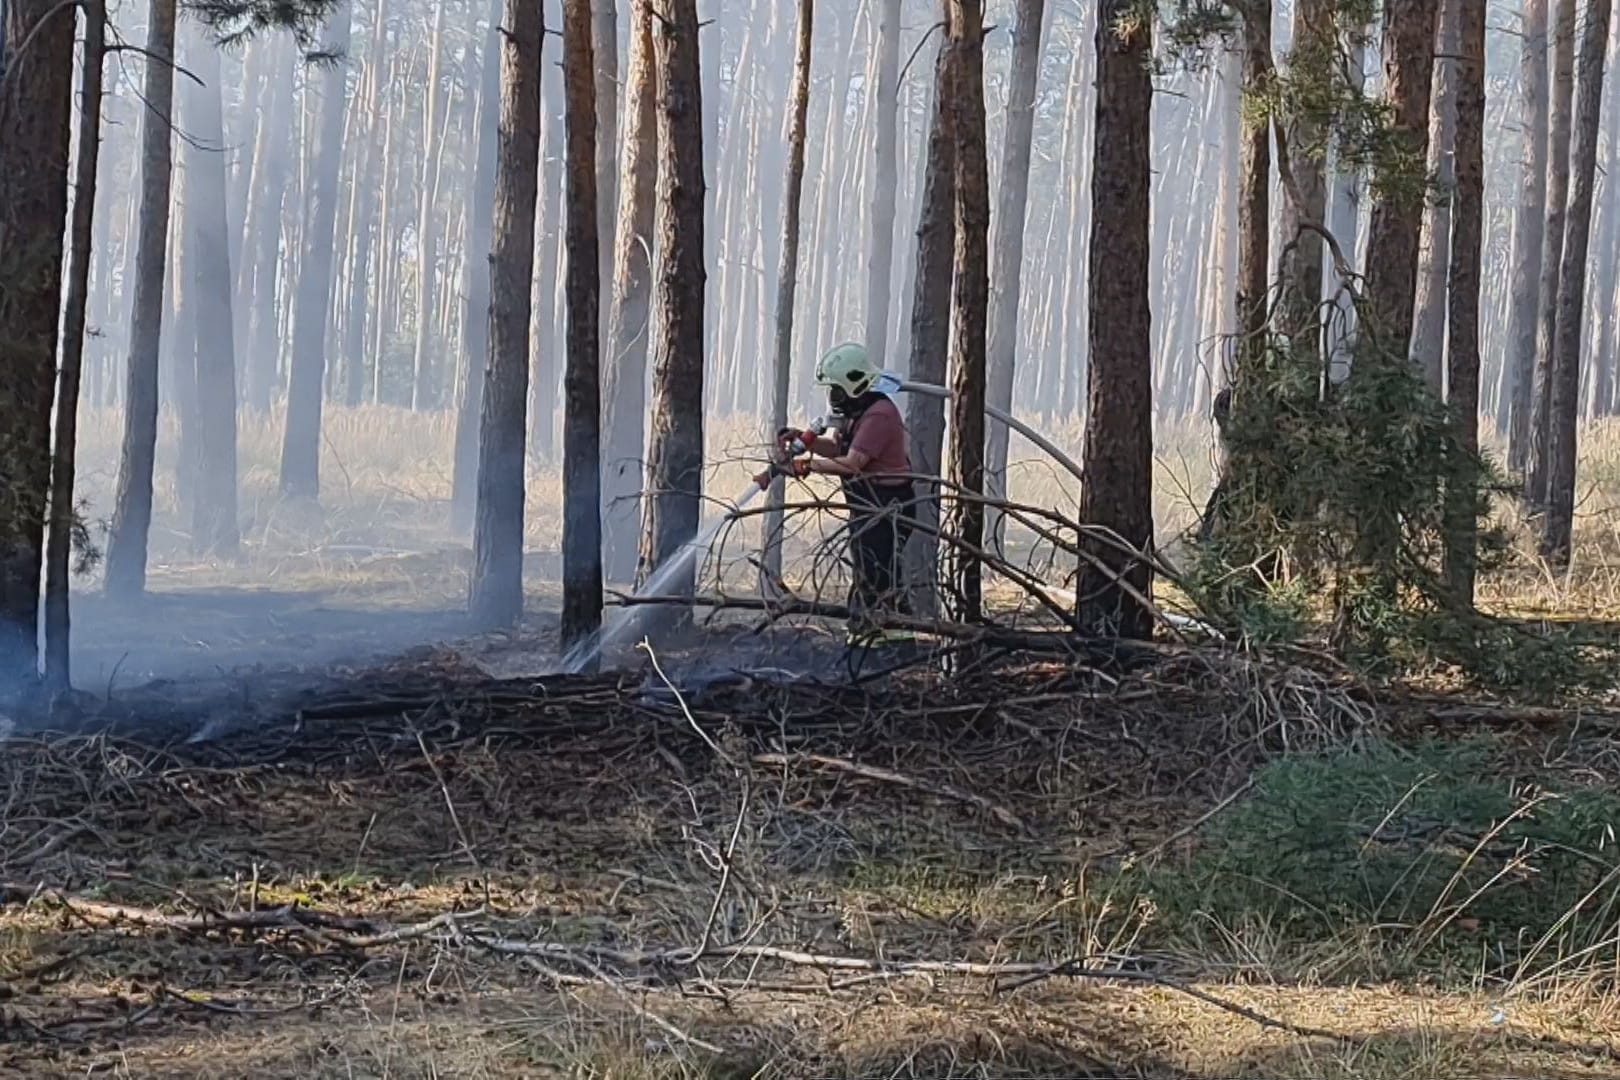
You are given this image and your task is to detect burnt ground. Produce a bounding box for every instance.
[3,613,1620,1078]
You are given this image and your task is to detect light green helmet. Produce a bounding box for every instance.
[814,342,880,399]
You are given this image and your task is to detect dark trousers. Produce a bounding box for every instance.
[842,479,916,624]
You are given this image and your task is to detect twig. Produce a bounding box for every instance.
[411,724,484,875]
[751,751,1025,832]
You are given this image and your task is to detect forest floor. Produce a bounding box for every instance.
[3,407,1617,1077]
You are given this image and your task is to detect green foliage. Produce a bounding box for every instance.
[181,0,345,50]
[1145,740,1620,976]
[1183,310,1620,698]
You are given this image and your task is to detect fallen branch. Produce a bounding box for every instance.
[751,751,1025,832]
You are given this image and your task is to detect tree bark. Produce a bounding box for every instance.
[182,19,241,558]
[1541,0,1613,564]
[561,0,603,653]
[594,0,618,346]
[278,0,352,499]
[901,1,955,616]
[1442,0,1484,604]
[984,0,1044,546]
[1277,0,1328,355]
[601,0,659,585]
[1077,0,1153,640]
[637,0,706,612]
[945,0,988,625]
[1235,3,1271,352]
[1505,0,1549,471]
[1410,0,1459,390]
[1361,0,1441,368]
[452,0,504,532]
[762,0,813,585]
[43,0,105,690]
[1528,0,1576,506]
[103,0,178,600]
[470,0,544,628]
[0,0,73,685]
[862,0,902,369]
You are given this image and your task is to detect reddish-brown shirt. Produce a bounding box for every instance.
[843,397,911,480]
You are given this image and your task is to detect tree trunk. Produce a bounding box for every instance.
[0,0,73,685]
[1277,0,1329,355]
[945,0,988,625]
[561,0,604,653]
[637,0,706,611]
[409,0,449,411]
[1528,0,1575,505]
[1505,0,1549,471]
[601,0,659,584]
[594,0,618,346]
[278,1,352,499]
[528,73,566,463]
[1410,0,1459,390]
[1442,0,1484,603]
[1236,3,1271,351]
[470,0,544,628]
[1542,0,1613,564]
[1077,0,1153,640]
[452,0,503,532]
[862,0,902,369]
[103,0,178,600]
[1361,0,1441,367]
[984,0,1044,547]
[43,0,105,691]
[901,1,955,616]
[762,0,813,586]
[182,20,241,558]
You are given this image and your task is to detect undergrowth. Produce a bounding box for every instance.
[1136,738,1620,985]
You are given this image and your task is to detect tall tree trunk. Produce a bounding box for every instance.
[1542,0,1613,563]
[1506,0,1550,469]
[594,0,618,347]
[183,20,240,557]
[470,0,544,627]
[601,0,658,584]
[762,0,813,585]
[409,0,449,411]
[1277,0,1329,356]
[43,0,106,691]
[638,0,706,610]
[1410,0,1459,390]
[561,0,603,652]
[1235,3,1271,352]
[901,2,955,616]
[1077,0,1153,640]
[103,0,178,600]
[984,0,1045,547]
[0,0,73,686]
[452,0,503,532]
[528,72,565,463]
[863,0,902,369]
[945,0,988,625]
[1361,0,1441,367]
[1528,0,1576,505]
[278,1,352,499]
[1443,0,1484,603]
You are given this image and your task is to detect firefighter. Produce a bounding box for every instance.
[756,343,917,643]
